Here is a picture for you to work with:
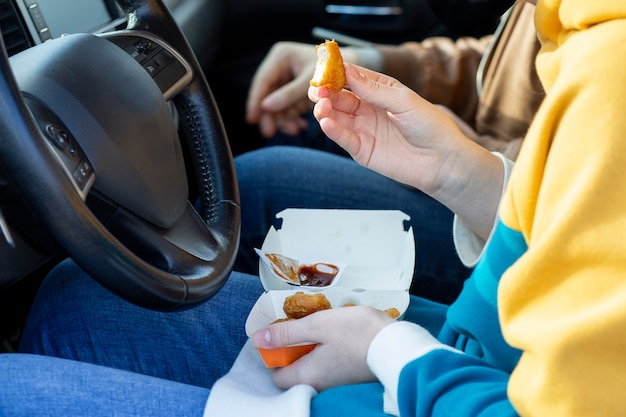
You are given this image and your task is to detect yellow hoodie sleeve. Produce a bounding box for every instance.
[498,1,626,415]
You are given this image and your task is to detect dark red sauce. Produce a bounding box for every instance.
[299,263,339,287]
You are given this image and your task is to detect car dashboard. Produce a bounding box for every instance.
[1,0,122,55]
[1,0,207,58]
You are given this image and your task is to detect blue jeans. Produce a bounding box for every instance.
[2,258,263,416]
[0,353,210,416]
[234,146,472,304]
[19,259,264,388]
[7,258,448,416]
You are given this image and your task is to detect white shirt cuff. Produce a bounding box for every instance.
[367,321,459,416]
[453,152,514,267]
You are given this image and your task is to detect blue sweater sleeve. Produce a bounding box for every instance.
[398,349,518,416]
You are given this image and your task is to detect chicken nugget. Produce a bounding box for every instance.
[283,291,332,319]
[310,39,346,92]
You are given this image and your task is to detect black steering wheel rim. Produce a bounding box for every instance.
[0,0,240,310]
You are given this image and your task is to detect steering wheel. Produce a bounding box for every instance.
[0,0,240,310]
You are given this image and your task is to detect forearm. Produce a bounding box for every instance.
[431,141,504,241]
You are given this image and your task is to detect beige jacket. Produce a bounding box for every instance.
[374,2,543,159]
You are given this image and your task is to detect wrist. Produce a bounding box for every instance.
[452,151,514,265]
[434,142,504,240]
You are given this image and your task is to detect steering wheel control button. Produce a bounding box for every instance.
[134,40,153,54]
[154,50,174,67]
[124,40,154,63]
[72,160,93,189]
[103,32,193,100]
[45,123,69,150]
[143,49,175,77]
[45,123,79,158]
[23,96,95,197]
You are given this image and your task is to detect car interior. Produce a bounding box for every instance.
[0,0,502,354]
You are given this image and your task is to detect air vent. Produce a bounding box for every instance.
[0,0,33,56]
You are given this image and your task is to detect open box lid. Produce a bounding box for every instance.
[258,209,415,291]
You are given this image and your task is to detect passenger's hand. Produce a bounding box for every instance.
[245,42,317,138]
[309,63,505,240]
[251,305,395,391]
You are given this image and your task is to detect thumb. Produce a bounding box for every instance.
[252,323,297,349]
[260,74,311,113]
[252,315,319,349]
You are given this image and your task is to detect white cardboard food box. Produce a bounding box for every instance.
[246,208,415,337]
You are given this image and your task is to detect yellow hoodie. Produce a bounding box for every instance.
[499,0,626,415]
